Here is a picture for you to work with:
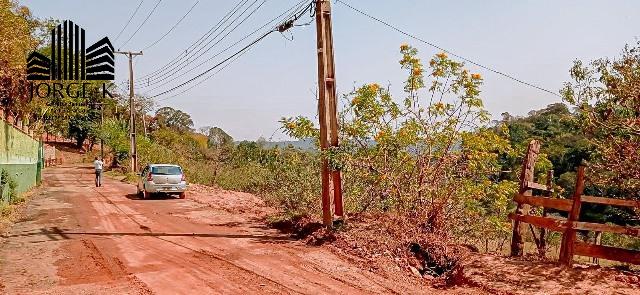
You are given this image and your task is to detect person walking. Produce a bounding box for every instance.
[94,157,104,187]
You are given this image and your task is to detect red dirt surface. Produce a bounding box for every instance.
[0,165,464,294]
[313,213,640,294]
[463,254,640,294]
[1,163,638,294]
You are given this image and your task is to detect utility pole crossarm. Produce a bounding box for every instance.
[114,50,143,173]
[114,51,143,56]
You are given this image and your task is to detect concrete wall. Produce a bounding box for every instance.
[0,119,42,202]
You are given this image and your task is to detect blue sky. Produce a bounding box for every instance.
[20,0,640,140]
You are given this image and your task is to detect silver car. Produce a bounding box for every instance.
[137,164,188,199]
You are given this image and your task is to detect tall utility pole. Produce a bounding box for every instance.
[114,51,143,173]
[315,0,343,227]
[99,102,104,160]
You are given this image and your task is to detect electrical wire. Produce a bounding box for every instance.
[144,0,310,94]
[113,0,145,42]
[142,1,200,51]
[334,0,561,98]
[119,0,163,49]
[135,0,252,82]
[139,0,267,88]
[148,1,313,99]
[140,0,309,90]
[148,31,274,98]
[156,46,250,102]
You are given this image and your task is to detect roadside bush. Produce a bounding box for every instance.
[260,147,320,218]
[7,176,18,203]
[0,169,8,202]
[281,46,516,242]
[0,203,12,217]
[215,162,270,193]
[0,169,21,206]
[95,119,129,167]
[214,146,320,218]
[0,169,17,203]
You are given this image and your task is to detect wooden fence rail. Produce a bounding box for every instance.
[509,140,640,266]
[44,158,63,167]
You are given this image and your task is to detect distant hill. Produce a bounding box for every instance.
[233,138,316,150]
[261,138,316,150]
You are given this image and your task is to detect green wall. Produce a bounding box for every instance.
[0,119,42,203]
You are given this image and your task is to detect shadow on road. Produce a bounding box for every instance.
[124,193,182,200]
[3,226,294,243]
[125,193,141,200]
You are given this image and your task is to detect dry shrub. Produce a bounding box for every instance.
[278,45,518,284]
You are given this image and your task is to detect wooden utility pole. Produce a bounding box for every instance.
[315,0,343,227]
[100,102,104,160]
[114,51,142,173]
[510,140,540,256]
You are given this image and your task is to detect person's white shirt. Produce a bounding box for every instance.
[94,159,104,170]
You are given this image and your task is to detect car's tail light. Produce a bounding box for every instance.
[147,173,153,182]
[181,174,186,182]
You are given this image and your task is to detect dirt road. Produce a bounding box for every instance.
[0,165,434,294]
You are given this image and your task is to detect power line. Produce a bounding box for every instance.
[149,1,310,96]
[119,0,163,49]
[135,0,252,82]
[113,0,145,42]
[139,0,267,88]
[156,46,250,102]
[142,1,200,51]
[148,1,313,99]
[140,0,309,90]
[142,23,268,93]
[148,31,274,98]
[334,0,561,98]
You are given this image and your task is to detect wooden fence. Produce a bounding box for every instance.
[44,158,63,167]
[509,140,640,266]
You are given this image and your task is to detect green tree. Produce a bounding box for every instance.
[562,42,640,195]
[206,126,234,148]
[282,45,516,242]
[0,0,48,124]
[155,106,194,132]
[96,119,129,167]
[496,103,592,197]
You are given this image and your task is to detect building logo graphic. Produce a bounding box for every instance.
[27,20,114,81]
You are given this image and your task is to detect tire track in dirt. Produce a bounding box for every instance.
[87,183,300,293]
[50,166,155,294]
[54,238,154,294]
[81,171,301,293]
[89,168,426,294]
[2,165,438,294]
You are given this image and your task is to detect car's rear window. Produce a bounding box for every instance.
[151,166,182,175]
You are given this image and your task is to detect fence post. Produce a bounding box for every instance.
[592,231,602,265]
[511,140,540,257]
[538,169,554,257]
[559,165,585,266]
